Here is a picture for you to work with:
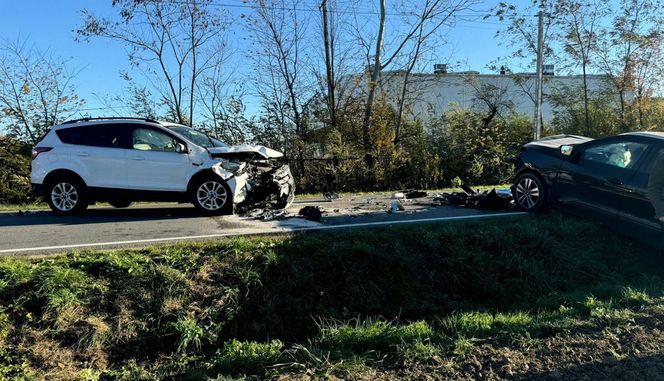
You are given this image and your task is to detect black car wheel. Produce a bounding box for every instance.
[514,173,547,212]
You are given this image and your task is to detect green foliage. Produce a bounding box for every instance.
[549,85,624,137]
[432,106,532,185]
[213,339,283,374]
[401,341,442,365]
[317,319,433,354]
[0,137,32,205]
[452,336,475,357]
[621,287,652,306]
[173,315,205,353]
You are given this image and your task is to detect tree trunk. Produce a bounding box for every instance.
[582,61,591,136]
[189,0,197,127]
[361,0,386,168]
[395,23,425,147]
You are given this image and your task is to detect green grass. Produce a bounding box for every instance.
[0,213,663,379]
[0,201,46,212]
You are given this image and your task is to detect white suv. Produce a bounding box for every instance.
[31,117,295,215]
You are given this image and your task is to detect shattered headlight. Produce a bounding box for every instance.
[219,160,246,173]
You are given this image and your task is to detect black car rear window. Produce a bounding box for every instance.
[56,124,131,148]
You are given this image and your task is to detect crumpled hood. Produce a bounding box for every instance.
[525,135,593,149]
[207,145,284,159]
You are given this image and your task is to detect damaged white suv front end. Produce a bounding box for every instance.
[166,124,295,214]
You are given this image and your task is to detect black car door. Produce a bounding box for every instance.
[616,143,664,230]
[555,136,650,221]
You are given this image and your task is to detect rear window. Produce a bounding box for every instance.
[56,124,131,148]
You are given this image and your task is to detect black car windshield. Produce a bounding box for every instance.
[169,126,227,148]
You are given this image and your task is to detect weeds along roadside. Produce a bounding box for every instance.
[1,213,664,379]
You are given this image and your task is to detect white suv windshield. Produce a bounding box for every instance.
[169,126,227,148]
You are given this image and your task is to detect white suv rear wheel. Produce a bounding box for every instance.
[47,179,88,215]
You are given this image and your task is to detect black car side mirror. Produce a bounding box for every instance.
[175,142,187,153]
[560,145,574,156]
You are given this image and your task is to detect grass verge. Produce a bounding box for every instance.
[1,213,663,380]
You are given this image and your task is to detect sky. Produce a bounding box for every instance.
[0,0,567,118]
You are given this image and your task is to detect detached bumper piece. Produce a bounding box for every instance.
[236,164,295,213]
[434,186,513,210]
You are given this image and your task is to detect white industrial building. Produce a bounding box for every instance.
[342,64,622,125]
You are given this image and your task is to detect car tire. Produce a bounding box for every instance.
[190,175,233,215]
[46,177,89,215]
[109,200,133,208]
[513,173,547,213]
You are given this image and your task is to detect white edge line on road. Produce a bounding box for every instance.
[0,212,527,254]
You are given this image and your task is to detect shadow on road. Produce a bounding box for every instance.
[0,205,205,227]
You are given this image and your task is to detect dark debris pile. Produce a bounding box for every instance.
[433,185,513,210]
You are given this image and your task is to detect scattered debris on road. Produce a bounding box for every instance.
[299,206,322,222]
[323,191,341,201]
[433,186,513,210]
[237,186,512,223]
[404,190,428,199]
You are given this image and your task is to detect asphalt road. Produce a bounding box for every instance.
[0,198,526,256]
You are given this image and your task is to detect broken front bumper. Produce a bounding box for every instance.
[235,164,295,212]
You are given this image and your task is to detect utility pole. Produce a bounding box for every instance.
[321,0,336,131]
[533,10,544,140]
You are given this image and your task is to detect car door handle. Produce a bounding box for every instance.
[608,178,624,185]
[75,151,90,157]
[130,155,145,161]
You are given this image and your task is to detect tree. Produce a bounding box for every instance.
[0,39,84,144]
[392,0,476,146]
[554,0,608,136]
[77,0,230,126]
[595,0,663,130]
[494,0,559,69]
[247,0,310,144]
[355,0,477,165]
[493,0,558,129]
[631,33,664,128]
[464,74,516,128]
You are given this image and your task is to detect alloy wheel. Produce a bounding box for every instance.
[51,182,79,212]
[515,177,540,210]
[196,181,228,211]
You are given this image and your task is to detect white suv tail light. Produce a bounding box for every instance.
[31,147,53,160]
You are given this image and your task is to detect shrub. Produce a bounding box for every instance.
[0,136,32,204]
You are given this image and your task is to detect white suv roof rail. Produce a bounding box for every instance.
[61,117,160,125]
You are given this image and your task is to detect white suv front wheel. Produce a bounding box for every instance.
[191,177,232,215]
[47,178,89,215]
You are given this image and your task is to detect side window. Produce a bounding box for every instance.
[56,126,88,145]
[56,124,130,148]
[641,147,664,174]
[132,128,178,152]
[581,141,648,169]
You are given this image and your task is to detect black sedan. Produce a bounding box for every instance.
[511,132,664,232]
